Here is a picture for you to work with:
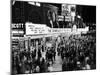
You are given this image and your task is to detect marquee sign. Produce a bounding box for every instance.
[25,23,50,35]
[25,23,89,37]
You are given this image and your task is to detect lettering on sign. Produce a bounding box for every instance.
[25,23,49,35]
[12,23,24,29]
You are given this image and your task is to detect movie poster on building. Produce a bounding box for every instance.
[11,0,96,75]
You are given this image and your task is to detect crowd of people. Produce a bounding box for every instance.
[12,39,57,74]
[60,34,96,71]
[12,30,96,74]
